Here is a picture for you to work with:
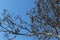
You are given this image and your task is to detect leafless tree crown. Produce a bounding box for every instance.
[0,0,60,40]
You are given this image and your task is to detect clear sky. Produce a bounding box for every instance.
[0,0,35,40]
[0,0,35,15]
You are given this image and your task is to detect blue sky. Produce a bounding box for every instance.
[0,0,35,40]
[0,0,35,15]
